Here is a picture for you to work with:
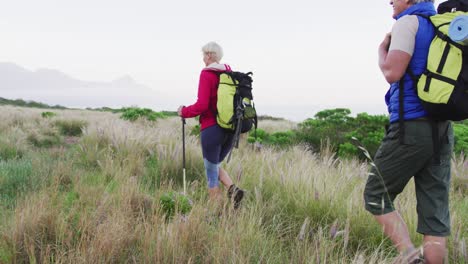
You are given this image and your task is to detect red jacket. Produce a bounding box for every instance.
[181,64,231,130]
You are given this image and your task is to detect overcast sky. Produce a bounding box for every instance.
[0,0,446,121]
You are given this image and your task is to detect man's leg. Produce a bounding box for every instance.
[364,122,434,259]
[423,236,446,264]
[375,211,414,253]
[414,123,453,264]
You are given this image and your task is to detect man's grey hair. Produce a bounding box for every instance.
[202,41,223,62]
[412,0,434,3]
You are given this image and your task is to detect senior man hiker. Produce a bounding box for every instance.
[363,1,454,263]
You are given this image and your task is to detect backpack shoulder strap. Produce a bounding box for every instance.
[210,71,224,117]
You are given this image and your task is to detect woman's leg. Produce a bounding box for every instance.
[207,187,222,201]
[203,158,222,201]
[218,128,236,189]
[218,167,233,188]
[201,126,223,202]
[218,127,244,208]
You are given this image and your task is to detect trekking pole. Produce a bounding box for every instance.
[182,118,187,195]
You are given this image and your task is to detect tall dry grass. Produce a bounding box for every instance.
[0,105,466,263]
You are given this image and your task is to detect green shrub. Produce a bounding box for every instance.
[341,130,385,160]
[41,111,56,118]
[0,159,34,207]
[159,191,192,218]
[120,107,166,122]
[337,142,359,158]
[190,124,200,136]
[248,129,295,147]
[296,118,344,152]
[27,130,62,148]
[453,123,468,156]
[346,113,387,158]
[55,120,87,136]
[247,136,259,144]
[0,140,24,161]
[269,131,296,147]
[296,109,387,158]
[249,129,269,143]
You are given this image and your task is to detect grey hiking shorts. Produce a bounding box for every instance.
[363,120,454,236]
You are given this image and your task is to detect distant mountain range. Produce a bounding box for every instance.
[0,62,164,109]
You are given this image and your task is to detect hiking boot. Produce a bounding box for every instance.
[408,258,424,264]
[227,184,244,209]
[392,248,424,264]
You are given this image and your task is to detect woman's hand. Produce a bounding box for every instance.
[177,105,184,116]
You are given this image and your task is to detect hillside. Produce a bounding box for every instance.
[0,96,66,109]
[0,105,466,263]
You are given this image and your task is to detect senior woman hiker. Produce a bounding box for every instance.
[364,0,454,263]
[178,41,245,209]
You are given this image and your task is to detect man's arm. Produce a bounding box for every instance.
[379,33,412,84]
[379,16,417,84]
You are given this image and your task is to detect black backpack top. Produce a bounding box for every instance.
[438,0,468,13]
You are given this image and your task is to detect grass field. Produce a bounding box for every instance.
[0,105,466,263]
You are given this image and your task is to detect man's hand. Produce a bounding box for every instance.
[380,33,392,52]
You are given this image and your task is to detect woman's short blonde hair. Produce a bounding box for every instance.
[201,41,223,62]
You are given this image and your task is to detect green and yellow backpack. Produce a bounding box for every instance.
[216,71,257,150]
[411,0,468,120]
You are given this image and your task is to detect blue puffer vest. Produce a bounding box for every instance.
[386,2,436,123]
